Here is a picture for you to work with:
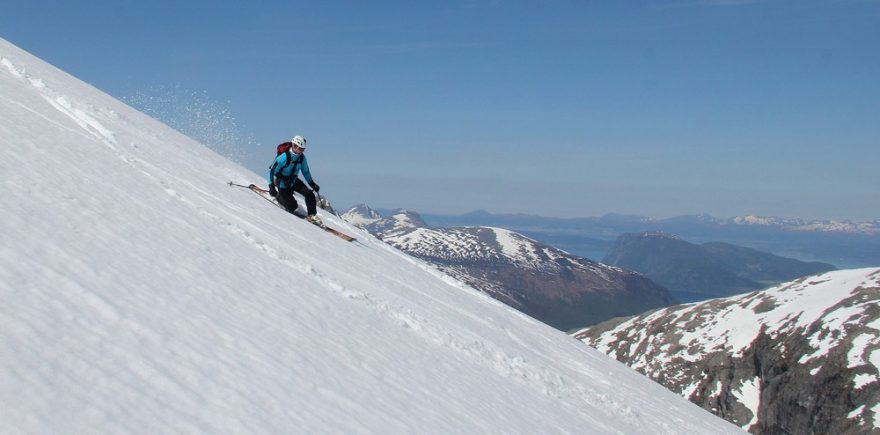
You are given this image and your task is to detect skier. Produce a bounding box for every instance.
[267,135,323,226]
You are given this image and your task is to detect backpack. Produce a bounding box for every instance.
[277,141,293,155]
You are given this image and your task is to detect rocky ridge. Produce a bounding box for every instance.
[574,268,880,434]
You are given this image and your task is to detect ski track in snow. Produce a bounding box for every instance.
[170,197,649,426]
[199,204,648,422]
[129,168,645,425]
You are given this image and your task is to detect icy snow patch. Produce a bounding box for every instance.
[849,334,876,368]
[871,348,880,370]
[493,227,522,258]
[873,403,880,429]
[849,405,865,419]
[853,374,877,389]
[681,382,700,399]
[732,377,761,430]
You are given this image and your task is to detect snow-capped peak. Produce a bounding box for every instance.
[387,209,428,229]
[341,203,383,226]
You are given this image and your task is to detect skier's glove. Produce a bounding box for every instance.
[309,182,320,193]
[268,184,277,197]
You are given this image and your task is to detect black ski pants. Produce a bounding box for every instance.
[276,179,317,216]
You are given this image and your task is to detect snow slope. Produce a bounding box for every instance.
[0,38,739,434]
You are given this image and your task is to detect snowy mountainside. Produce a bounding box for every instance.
[0,38,739,433]
[344,206,615,274]
[343,206,675,331]
[575,268,880,434]
[347,207,593,269]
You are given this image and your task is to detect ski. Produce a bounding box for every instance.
[228,181,356,242]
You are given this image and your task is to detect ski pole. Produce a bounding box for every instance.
[228,181,269,193]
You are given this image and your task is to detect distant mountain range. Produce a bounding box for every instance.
[603,232,836,301]
[418,210,880,268]
[729,215,880,234]
[342,205,674,330]
[425,211,880,235]
[574,267,880,434]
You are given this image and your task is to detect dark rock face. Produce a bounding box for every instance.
[602,232,836,300]
[343,206,675,331]
[574,268,880,434]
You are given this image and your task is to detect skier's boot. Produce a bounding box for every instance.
[306,214,324,227]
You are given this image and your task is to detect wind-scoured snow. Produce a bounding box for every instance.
[492,226,542,263]
[0,38,739,434]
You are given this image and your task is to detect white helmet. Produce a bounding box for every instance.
[291,135,307,149]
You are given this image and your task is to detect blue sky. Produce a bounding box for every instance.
[2,0,879,219]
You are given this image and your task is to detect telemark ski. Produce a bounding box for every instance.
[228,182,356,242]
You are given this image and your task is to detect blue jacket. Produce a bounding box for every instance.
[267,151,314,189]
